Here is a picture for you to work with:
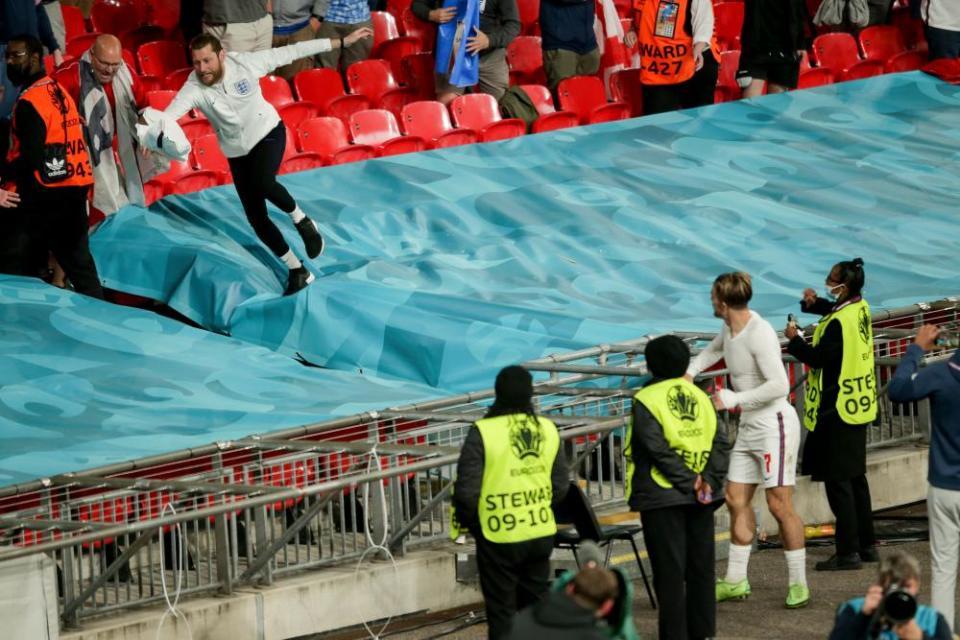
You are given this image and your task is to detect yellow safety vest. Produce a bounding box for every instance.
[803,299,877,431]
[475,414,560,543]
[626,378,716,492]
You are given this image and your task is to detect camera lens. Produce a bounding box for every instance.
[884,589,917,624]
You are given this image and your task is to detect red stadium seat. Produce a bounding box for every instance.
[520,84,579,133]
[164,67,193,91]
[62,5,88,42]
[387,0,414,23]
[885,49,926,73]
[65,32,101,58]
[90,0,143,35]
[400,8,437,53]
[610,68,643,117]
[516,0,540,36]
[506,36,546,86]
[191,134,230,174]
[180,118,215,142]
[401,100,478,148]
[811,33,862,74]
[145,89,177,111]
[401,52,437,99]
[890,6,928,52]
[556,75,630,125]
[713,2,744,51]
[260,75,295,108]
[138,74,164,93]
[373,36,422,81]
[168,170,220,195]
[118,25,165,52]
[715,49,742,103]
[283,126,300,161]
[349,109,426,156]
[449,93,527,141]
[371,11,401,50]
[279,153,325,174]
[293,67,371,126]
[297,117,376,165]
[797,66,835,89]
[278,102,319,130]
[345,59,417,118]
[137,40,187,78]
[799,49,812,72]
[858,25,906,62]
[839,59,885,81]
[52,61,79,91]
[139,0,180,32]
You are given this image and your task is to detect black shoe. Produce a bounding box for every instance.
[815,553,862,571]
[860,547,880,563]
[295,217,324,259]
[284,266,315,295]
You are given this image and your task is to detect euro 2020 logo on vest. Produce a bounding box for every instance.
[510,418,544,461]
[667,385,700,422]
[858,307,871,344]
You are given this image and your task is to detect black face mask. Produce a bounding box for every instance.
[6,61,31,88]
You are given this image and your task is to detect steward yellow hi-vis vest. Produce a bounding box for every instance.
[476,414,560,544]
[627,378,716,492]
[803,299,877,431]
[634,0,719,86]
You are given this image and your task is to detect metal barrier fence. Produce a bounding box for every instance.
[0,297,956,627]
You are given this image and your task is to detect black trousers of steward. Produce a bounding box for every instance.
[475,534,553,640]
[0,184,103,299]
[641,503,717,640]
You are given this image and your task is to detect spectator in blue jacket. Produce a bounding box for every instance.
[540,0,598,92]
[888,324,960,633]
[1,0,64,118]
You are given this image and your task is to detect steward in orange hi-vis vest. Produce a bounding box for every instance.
[634,0,719,85]
[7,77,94,188]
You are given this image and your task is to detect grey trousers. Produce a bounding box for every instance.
[930,485,960,631]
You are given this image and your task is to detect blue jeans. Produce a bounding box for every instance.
[927,26,960,61]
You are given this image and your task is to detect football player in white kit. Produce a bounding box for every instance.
[686,272,810,609]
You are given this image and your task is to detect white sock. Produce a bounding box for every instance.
[725,543,752,583]
[785,548,807,587]
[280,250,301,270]
[288,205,306,224]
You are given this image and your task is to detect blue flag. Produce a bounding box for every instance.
[435,0,480,87]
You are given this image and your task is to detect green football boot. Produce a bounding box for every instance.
[785,583,811,609]
[716,578,751,602]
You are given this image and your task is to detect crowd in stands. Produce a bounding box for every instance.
[0,0,954,216]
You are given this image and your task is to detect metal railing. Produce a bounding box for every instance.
[0,297,956,627]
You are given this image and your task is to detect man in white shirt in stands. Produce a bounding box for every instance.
[685,272,810,609]
[164,29,371,294]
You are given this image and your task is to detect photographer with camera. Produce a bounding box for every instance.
[888,324,960,632]
[829,551,952,640]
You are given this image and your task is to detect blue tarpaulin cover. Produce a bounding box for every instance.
[1,72,958,485]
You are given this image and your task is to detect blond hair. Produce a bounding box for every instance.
[713,272,753,308]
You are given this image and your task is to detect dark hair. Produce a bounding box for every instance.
[8,34,44,63]
[485,365,537,419]
[644,335,690,380]
[832,257,865,297]
[189,33,223,54]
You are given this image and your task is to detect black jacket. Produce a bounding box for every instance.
[506,590,609,640]
[411,0,521,55]
[540,0,597,55]
[626,378,729,513]
[739,0,810,62]
[788,296,868,481]
[453,415,569,536]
